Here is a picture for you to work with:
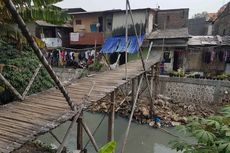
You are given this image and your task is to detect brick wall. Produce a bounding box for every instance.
[157,9,189,29]
[213,3,230,36]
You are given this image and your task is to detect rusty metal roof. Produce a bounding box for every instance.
[188,36,230,46]
[147,28,189,39]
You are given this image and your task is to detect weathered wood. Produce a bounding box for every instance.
[56,111,82,153]
[50,131,62,145]
[0,73,23,100]
[121,75,144,153]
[0,42,160,152]
[77,116,83,151]
[108,91,115,142]
[81,121,99,152]
[22,64,42,99]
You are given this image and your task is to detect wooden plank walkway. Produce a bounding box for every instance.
[0,56,160,153]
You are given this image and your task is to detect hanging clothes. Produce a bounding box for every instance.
[211,50,215,62]
[218,50,224,62]
[203,51,211,64]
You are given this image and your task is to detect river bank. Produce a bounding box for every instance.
[86,89,217,127]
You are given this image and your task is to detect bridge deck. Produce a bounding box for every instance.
[0,57,160,153]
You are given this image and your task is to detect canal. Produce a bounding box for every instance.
[38,112,181,153]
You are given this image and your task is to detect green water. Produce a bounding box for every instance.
[38,112,181,153]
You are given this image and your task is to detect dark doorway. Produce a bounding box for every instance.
[98,16,103,32]
[173,50,184,71]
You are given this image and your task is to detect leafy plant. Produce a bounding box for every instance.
[0,39,54,104]
[170,106,230,153]
[88,60,103,72]
[98,141,116,153]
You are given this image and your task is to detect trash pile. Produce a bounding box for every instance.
[87,93,215,127]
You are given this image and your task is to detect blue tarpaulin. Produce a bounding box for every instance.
[100,35,145,54]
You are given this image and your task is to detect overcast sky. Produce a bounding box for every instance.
[56,0,228,18]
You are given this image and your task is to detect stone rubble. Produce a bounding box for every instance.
[86,92,215,127]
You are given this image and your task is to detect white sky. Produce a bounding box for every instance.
[56,0,229,18]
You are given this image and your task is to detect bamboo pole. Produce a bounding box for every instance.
[108,91,115,142]
[0,73,23,101]
[125,0,129,81]
[77,116,83,151]
[81,121,99,152]
[121,74,144,153]
[56,113,81,153]
[127,0,155,118]
[49,131,62,145]
[131,78,135,104]
[22,64,42,99]
[3,0,76,111]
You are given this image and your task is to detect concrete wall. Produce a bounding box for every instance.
[73,14,99,32]
[157,9,189,29]
[158,76,230,104]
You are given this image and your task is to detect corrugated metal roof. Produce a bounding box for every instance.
[147,28,189,39]
[188,36,230,46]
[35,20,72,28]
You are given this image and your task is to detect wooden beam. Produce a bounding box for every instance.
[0,73,23,101]
[56,111,82,153]
[77,116,83,151]
[108,91,115,142]
[81,121,99,152]
[131,78,136,104]
[22,64,42,99]
[49,131,61,145]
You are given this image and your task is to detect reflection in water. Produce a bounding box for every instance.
[38,112,180,153]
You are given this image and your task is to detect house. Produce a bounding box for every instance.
[186,36,230,74]
[147,28,189,72]
[213,2,230,36]
[68,8,157,48]
[156,8,189,30]
[69,9,121,47]
[27,20,73,49]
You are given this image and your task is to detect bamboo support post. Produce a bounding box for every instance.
[22,64,42,99]
[4,0,76,111]
[0,73,23,101]
[121,75,144,153]
[131,78,136,104]
[127,0,155,118]
[77,116,83,151]
[108,91,115,142]
[50,131,62,145]
[56,113,81,153]
[81,121,99,152]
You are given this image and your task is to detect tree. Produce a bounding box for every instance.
[170,106,230,153]
[0,0,70,45]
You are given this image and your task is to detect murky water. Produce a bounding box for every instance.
[38,112,181,153]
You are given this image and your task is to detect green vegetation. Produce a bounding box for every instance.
[0,40,54,104]
[169,68,185,77]
[88,59,103,72]
[170,106,230,153]
[98,141,116,153]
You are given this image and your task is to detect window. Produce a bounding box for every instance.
[75,20,82,25]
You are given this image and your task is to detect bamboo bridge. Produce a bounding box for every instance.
[0,56,160,153]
